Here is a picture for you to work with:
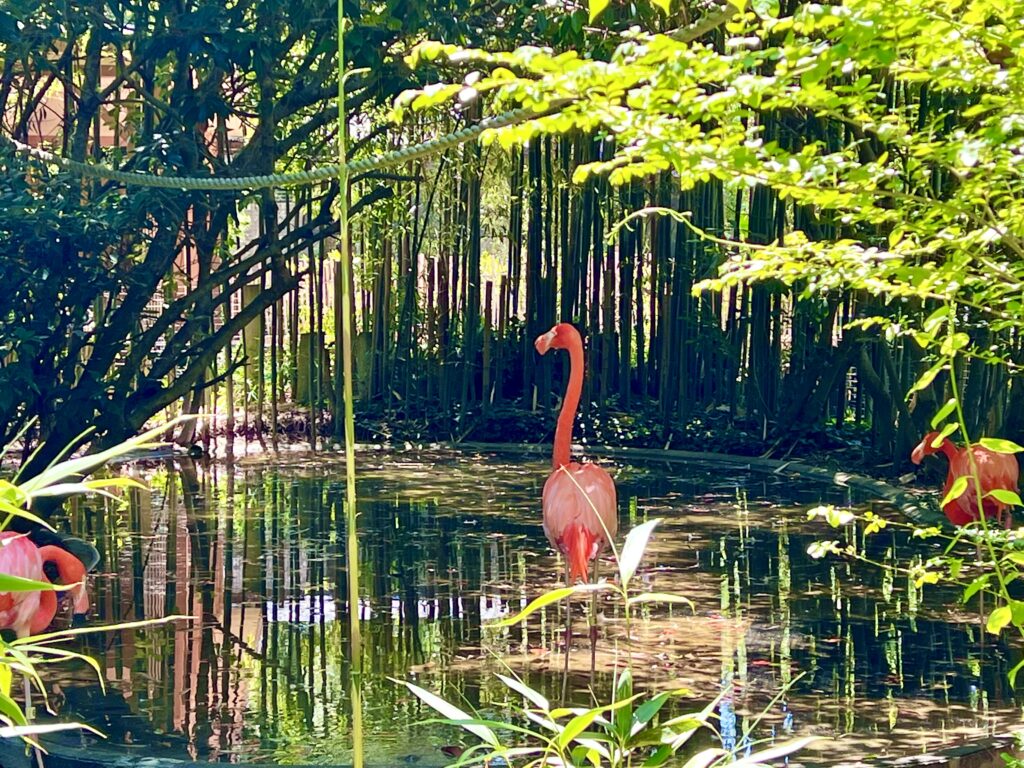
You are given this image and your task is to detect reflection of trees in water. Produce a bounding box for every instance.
[55,455,1024,764]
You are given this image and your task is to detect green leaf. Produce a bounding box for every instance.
[630,692,670,737]
[726,0,747,11]
[1009,658,1024,688]
[0,572,62,593]
[962,574,990,603]
[729,737,818,768]
[614,668,633,739]
[930,399,958,429]
[395,679,499,746]
[490,584,608,627]
[933,423,959,444]
[978,437,1024,454]
[0,691,26,728]
[988,489,1023,507]
[588,0,611,22]
[909,362,944,394]
[619,519,661,588]
[987,605,1012,635]
[651,0,671,13]
[643,744,674,767]
[496,674,549,710]
[940,476,969,508]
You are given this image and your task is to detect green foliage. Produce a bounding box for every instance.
[0,420,189,742]
[400,0,1024,364]
[396,519,809,767]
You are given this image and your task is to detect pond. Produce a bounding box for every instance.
[23,449,1024,765]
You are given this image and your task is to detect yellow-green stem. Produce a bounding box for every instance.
[337,5,364,767]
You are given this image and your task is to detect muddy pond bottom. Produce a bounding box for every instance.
[25,449,1024,765]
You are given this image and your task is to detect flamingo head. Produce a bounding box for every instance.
[39,546,90,616]
[911,431,943,465]
[534,323,578,355]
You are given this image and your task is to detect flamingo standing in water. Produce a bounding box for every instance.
[535,323,618,689]
[911,431,1020,527]
[0,531,90,720]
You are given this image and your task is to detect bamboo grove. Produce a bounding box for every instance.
[2,0,1022,473]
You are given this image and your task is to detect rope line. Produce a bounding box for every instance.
[1,101,569,191]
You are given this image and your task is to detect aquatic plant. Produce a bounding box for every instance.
[396,518,813,767]
[0,419,189,747]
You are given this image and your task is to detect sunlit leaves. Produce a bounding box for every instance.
[978,438,1024,454]
[807,540,842,559]
[940,476,969,508]
[930,399,958,429]
[589,0,611,22]
[619,518,660,588]
[988,489,1023,507]
[988,605,1013,634]
[396,678,500,746]
[806,504,854,528]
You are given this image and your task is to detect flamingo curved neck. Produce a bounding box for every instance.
[937,438,960,463]
[553,331,583,469]
[37,546,85,588]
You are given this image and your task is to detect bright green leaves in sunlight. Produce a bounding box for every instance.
[588,0,610,22]
[978,438,1024,455]
[618,518,660,589]
[394,669,812,768]
[941,476,970,509]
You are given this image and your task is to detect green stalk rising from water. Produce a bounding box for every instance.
[336,5,364,767]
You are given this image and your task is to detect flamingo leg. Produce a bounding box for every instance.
[561,562,571,705]
[589,557,599,681]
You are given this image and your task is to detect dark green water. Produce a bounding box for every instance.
[36,449,1024,765]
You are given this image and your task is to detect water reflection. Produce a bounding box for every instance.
[34,450,1024,765]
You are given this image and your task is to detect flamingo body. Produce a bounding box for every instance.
[542,462,617,582]
[0,533,45,637]
[911,431,1020,527]
[0,531,90,638]
[535,323,618,582]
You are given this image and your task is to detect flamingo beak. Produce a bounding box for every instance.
[70,582,89,615]
[534,330,556,355]
[910,440,926,465]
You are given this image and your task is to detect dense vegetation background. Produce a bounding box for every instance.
[2,0,1022,478]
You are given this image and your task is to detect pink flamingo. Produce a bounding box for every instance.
[0,532,89,637]
[0,531,90,719]
[535,323,617,691]
[911,431,1020,527]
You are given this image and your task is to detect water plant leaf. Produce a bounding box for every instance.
[558,709,604,750]
[619,519,661,588]
[643,744,674,767]
[0,721,103,739]
[0,498,56,531]
[395,679,499,746]
[728,736,818,767]
[681,747,728,768]
[930,399,958,429]
[491,585,608,628]
[0,572,62,593]
[0,690,27,727]
[940,476,969,508]
[630,692,670,737]
[496,673,549,710]
[987,605,1012,635]
[979,438,1024,454]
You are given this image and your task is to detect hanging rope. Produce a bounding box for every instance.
[0,101,569,191]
